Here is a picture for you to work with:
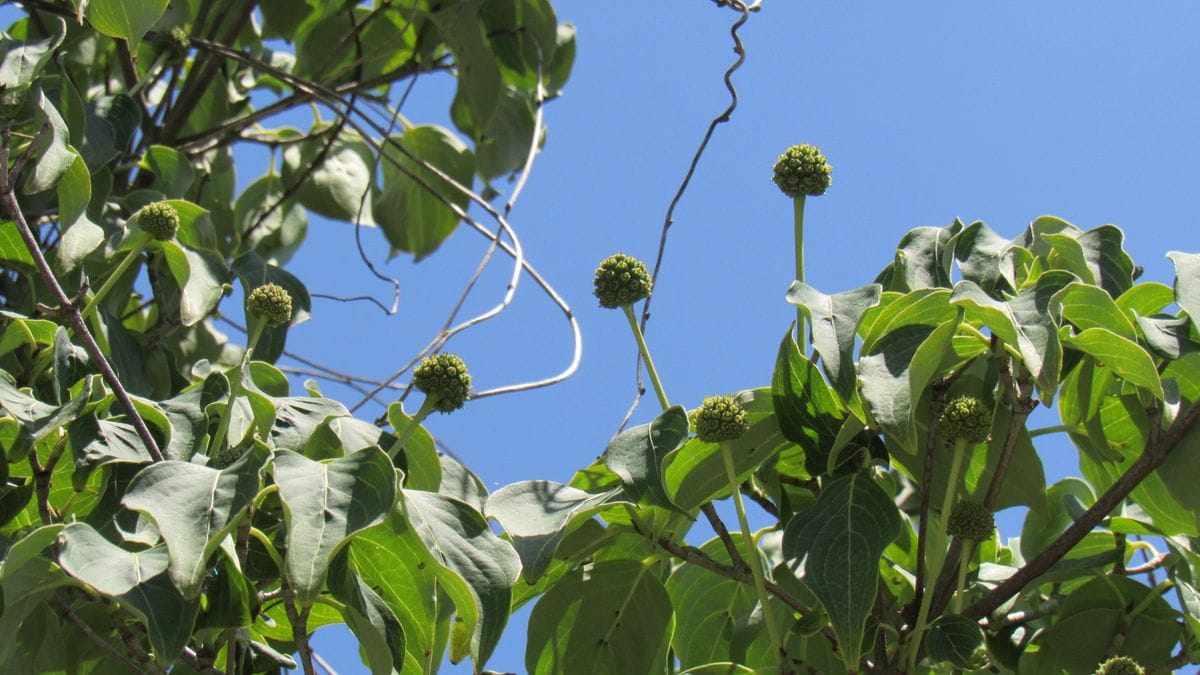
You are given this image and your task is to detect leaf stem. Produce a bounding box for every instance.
[952,541,975,614]
[908,437,969,671]
[1028,424,1069,438]
[622,304,669,410]
[390,395,438,460]
[208,320,266,457]
[81,233,150,322]
[793,195,806,348]
[719,440,783,665]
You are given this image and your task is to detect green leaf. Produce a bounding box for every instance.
[199,556,254,630]
[785,281,882,398]
[402,488,520,668]
[604,405,688,511]
[771,334,843,474]
[481,0,560,90]
[281,129,375,224]
[1137,314,1200,359]
[55,152,104,272]
[1168,250,1200,321]
[234,173,308,262]
[121,445,268,597]
[373,124,475,260]
[58,522,168,594]
[1020,478,1095,560]
[69,413,154,472]
[1053,282,1137,339]
[386,401,442,491]
[0,18,65,89]
[859,319,958,455]
[85,0,168,46]
[526,559,674,675]
[434,0,502,133]
[439,453,489,511]
[137,145,194,198]
[951,271,1074,401]
[782,471,901,672]
[950,220,1011,295]
[472,85,538,180]
[348,522,449,673]
[0,372,92,456]
[486,481,625,583]
[1116,281,1175,317]
[875,222,961,292]
[924,614,985,670]
[666,389,796,509]
[328,551,406,675]
[158,240,230,326]
[269,396,350,453]
[273,448,396,606]
[0,524,62,580]
[859,288,957,353]
[24,88,74,194]
[0,221,35,275]
[1066,327,1163,399]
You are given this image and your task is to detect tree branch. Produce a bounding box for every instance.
[966,399,1200,619]
[655,535,806,614]
[0,132,164,462]
[51,595,146,675]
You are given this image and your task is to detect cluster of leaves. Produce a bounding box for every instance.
[499,216,1200,674]
[0,0,575,672]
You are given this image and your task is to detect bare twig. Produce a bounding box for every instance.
[655,536,807,614]
[282,586,316,675]
[621,0,752,430]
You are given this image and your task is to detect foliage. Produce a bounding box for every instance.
[2,2,1200,675]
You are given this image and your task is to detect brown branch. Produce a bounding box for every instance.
[655,536,807,614]
[982,357,1035,510]
[701,502,749,570]
[51,595,146,675]
[966,399,1200,620]
[282,586,316,675]
[1122,551,1169,576]
[741,481,780,519]
[0,132,164,462]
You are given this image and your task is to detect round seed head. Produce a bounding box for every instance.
[946,500,995,541]
[593,253,652,309]
[772,144,832,198]
[247,283,293,327]
[693,395,750,443]
[413,353,471,413]
[151,27,190,62]
[939,395,991,445]
[136,201,180,241]
[1093,656,1145,675]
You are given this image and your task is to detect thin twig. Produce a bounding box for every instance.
[655,536,806,614]
[282,586,316,675]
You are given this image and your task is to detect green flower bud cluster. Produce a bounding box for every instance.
[772,144,832,198]
[413,353,471,413]
[151,27,190,62]
[136,201,180,241]
[946,500,994,541]
[693,395,750,443]
[209,442,245,470]
[247,283,293,327]
[1093,656,1145,675]
[939,395,991,445]
[593,253,652,309]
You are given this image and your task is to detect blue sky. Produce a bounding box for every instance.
[276,3,1200,671]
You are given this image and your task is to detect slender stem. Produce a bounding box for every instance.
[720,441,783,664]
[622,304,669,410]
[793,195,806,348]
[909,437,969,671]
[953,541,975,614]
[50,595,144,675]
[208,320,265,457]
[81,234,150,322]
[1028,424,1069,438]
[390,395,438,460]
